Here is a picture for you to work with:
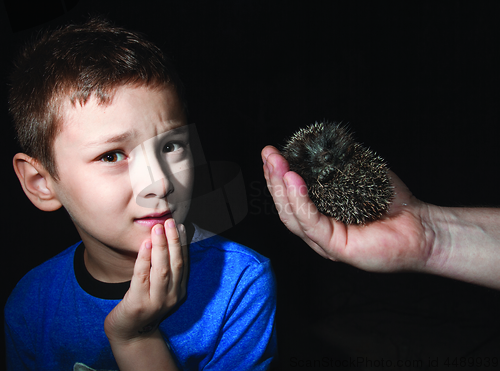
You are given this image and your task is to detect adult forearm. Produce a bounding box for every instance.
[422,205,500,289]
[110,330,180,371]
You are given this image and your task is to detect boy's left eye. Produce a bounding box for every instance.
[100,152,126,163]
[163,141,184,153]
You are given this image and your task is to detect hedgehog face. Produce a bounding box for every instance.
[281,121,394,224]
[283,122,356,184]
[309,136,355,183]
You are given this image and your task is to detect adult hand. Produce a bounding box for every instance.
[262,145,433,273]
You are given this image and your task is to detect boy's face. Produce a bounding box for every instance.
[52,85,193,255]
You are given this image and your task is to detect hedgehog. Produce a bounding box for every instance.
[281,122,394,225]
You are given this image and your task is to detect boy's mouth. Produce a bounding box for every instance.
[134,210,173,227]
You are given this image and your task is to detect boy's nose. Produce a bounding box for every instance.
[140,174,171,198]
[136,177,172,208]
[129,141,174,209]
[138,152,176,207]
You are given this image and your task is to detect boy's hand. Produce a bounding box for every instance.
[104,218,188,344]
[262,145,431,273]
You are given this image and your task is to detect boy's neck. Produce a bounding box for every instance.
[83,244,136,283]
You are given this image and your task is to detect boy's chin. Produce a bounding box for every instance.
[107,243,143,258]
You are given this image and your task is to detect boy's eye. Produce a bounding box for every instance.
[163,141,184,153]
[100,152,126,163]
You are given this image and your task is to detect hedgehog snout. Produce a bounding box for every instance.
[316,166,334,182]
[322,152,332,163]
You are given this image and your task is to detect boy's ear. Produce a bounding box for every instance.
[13,153,63,211]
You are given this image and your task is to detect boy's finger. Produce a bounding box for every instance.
[128,240,152,297]
[177,224,189,294]
[150,223,171,296]
[164,219,184,292]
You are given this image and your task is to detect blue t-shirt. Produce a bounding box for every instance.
[5,226,277,370]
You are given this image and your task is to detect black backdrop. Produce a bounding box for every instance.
[2,1,500,369]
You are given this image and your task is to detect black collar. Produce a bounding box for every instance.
[74,242,130,300]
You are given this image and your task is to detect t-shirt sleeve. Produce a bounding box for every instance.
[5,320,35,371]
[5,282,38,371]
[203,259,277,370]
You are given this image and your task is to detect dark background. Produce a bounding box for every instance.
[2,1,500,369]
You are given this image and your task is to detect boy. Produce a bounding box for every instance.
[5,18,277,370]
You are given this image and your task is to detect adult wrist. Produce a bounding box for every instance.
[418,203,453,276]
[418,204,500,289]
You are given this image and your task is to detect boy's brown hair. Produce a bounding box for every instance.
[9,17,185,181]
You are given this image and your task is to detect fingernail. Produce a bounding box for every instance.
[145,241,152,249]
[266,161,274,174]
[155,224,163,235]
[167,219,175,229]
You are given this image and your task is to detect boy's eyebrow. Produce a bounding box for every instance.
[84,130,137,147]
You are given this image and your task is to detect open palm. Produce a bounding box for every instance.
[262,145,433,273]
